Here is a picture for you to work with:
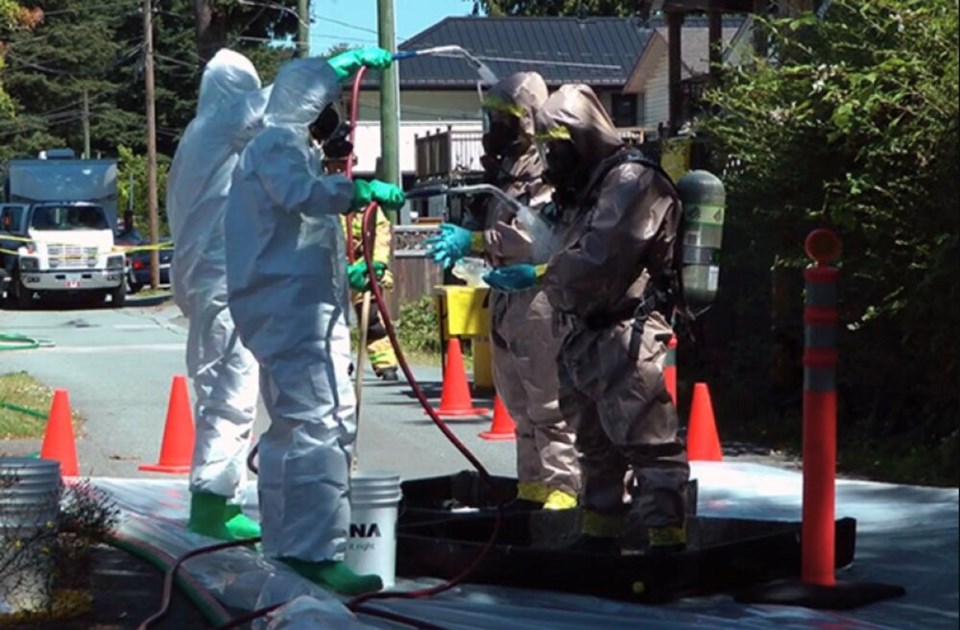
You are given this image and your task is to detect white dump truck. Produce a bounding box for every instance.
[0,149,126,308]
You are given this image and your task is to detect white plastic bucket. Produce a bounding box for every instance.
[0,457,61,613]
[344,471,402,588]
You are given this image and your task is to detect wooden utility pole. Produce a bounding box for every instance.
[144,0,160,289]
[297,0,310,58]
[377,0,400,221]
[82,88,91,160]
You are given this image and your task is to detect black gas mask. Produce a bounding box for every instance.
[322,123,354,160]
[538,139,582,189]
[309,102,342,146]
[481,109,524,159]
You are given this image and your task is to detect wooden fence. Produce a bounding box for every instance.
[385,224,444,319]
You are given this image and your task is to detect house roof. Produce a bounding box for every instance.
[362,16,655,89]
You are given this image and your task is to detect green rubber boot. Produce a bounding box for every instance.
[284,558,383,595]
[188,492,260,541]
[223,504,262,539]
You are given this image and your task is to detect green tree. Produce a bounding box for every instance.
[2,0,296,159]
[117,144,171,237]
[0,1,43,153]
[3,0,133,158]
[698,0,959,484]
[193,0,299,65]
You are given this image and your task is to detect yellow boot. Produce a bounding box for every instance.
[516,481,548,502]
[557,509,623,553]
[647,525,687,553]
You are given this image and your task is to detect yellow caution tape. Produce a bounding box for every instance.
[114,242,174,254]
[0,236,173,255]
[0,233,35,243]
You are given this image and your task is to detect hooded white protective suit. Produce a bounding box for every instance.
[225,57,355,562]
[167,49,268,499]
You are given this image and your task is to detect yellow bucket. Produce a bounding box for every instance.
[434,286,491,337]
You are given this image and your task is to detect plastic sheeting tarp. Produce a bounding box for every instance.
[90,461,958,629]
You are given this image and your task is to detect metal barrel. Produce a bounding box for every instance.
[0,457,62,613]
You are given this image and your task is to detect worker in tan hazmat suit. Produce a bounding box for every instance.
[484,84,689,551]
[427,72,581,510]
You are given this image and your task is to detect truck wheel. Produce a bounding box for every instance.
[110,284,126,308]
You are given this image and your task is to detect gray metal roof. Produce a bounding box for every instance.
[363,17,655,89]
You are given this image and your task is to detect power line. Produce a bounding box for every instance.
[311,14,378,35]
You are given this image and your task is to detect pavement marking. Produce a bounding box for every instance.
[113,325,158,330]
[39,343,184,353]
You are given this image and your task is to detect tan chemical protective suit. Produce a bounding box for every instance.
[537,84,689,539]
[480,72,581,505]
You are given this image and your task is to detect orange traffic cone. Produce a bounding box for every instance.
[431,338,490,417]
[687,382,723,461]
[40,389,79,477]
[479,395,516,441]
[139,375,195,474]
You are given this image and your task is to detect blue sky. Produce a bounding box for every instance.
[309,0,476,55]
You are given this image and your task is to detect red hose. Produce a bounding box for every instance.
[344,66,366,263]
[341,64,505,607]
[346,193,504,609]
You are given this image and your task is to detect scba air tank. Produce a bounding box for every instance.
[676,170,725,314]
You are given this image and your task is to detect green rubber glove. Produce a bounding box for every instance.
[347,260,386,292]
[352,179,406,211]
[328,47,393,82]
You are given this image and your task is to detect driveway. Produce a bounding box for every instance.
[0,296,516,481]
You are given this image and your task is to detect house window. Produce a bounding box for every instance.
[611,94,638,127]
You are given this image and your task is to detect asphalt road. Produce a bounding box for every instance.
[0,296,517,482]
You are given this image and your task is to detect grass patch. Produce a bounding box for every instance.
[0,371,84,439]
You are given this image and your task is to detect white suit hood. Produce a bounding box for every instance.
[196,49,262,116]
[264,57,342,127]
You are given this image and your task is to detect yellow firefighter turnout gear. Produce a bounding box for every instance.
[341,208,399,379]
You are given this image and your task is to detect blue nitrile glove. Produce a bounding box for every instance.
[352,179,405,211]
[483,264,544,293]
[328,47,393,82]
[347,260,387,292]
[425,223,482,269]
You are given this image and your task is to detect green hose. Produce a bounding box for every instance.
[107,533,233,627]
[0,332,55,351]
[0,400,47,418]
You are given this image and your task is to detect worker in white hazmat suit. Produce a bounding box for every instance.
[426,72,581,510]
[225,48,405,595]
[485,84,690,553]
[167,49,269,541]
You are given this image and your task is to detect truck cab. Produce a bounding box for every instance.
[1,201,126,308]
[1,150,125,309]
